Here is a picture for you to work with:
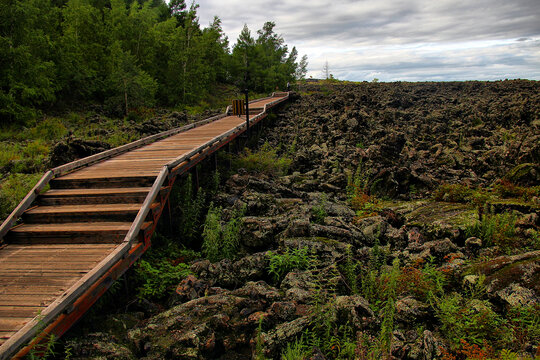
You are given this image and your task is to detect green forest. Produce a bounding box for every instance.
[0,0,308,124]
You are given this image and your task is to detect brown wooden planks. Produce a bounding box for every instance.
[0,318,33,332]
[9,222,132,233]
[42,187,151,197]
[0,294,58,307]
[0,94,288,359]
[0,307,44,318]
[25,204,141,215]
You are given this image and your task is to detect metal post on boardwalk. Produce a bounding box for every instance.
[243,69,250,135]
[244,87,249,133]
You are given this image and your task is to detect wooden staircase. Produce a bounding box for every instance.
[0,92,290,359]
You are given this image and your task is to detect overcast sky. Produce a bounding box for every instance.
[196,0,540,82]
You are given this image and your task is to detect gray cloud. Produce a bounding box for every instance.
[196,0,540,81]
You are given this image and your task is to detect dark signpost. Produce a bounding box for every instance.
[243,70,250,133]
[244,87,249,132]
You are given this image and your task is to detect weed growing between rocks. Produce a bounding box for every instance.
[311,194,328,224]
[347,167,380,219]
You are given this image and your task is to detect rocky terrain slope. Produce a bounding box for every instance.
[63,80,539,360]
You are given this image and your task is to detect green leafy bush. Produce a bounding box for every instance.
[280,335,310,360]
[396,257,447,302]
[378,259,400,356]
[310,195,327,225]
[134,233,199,301]
[340,245,359,294]
[171,174,206,245]
[0,140,49,173]
[30,118,68,140]
[492,179,540,201]
[507,304,540,350]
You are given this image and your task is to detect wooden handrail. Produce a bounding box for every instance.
[0,165,171,359]
[123,166,169,244]
[0,112,229,242]
[0,171,53,241]
[0,92,290,359]
[52,113,227,177]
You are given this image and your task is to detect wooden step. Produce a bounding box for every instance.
[50,176,156,189]
[23,204,142,223]
[5,222,144,244]
[39,187,151,205]
[248,107,264,114]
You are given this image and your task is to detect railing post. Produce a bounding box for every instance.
[244,88,250,134]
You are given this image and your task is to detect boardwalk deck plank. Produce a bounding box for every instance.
[0,93,288,359]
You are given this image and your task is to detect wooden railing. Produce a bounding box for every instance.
[0,91,289,359]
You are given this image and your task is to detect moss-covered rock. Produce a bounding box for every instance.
[504,163,539,186]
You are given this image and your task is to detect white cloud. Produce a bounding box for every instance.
[196,0,540,81]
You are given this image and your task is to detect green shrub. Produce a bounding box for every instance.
[171,174,206,245]
[492,179,540,201]
[105,132,135,147]
[134,233,198,301]
[0,143,23,169]
[23,140,49,159]
[360,239,390,309]
[396,257,447,302]
[222,209,243,260]
[280,335,310,360]
[31,118,68,140]
[340,245,358,294]
[202,203,222,262]
[378,259,400,356]
[267,247,314,283]
[233,142,291,176]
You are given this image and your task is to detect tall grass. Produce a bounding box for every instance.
[0,173,44,221]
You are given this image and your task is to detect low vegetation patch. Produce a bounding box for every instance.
[134,234,199,301]
[0,173,44,221]
[465,212,518,253]
[347,163,380,219]
[492,179,540,201]
[233,142,292,176]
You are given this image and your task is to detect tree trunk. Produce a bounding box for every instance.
[124,78,128,115]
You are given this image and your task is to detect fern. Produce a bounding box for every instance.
[267,247,313,283]
[136,259,191,300]
[202,203,223,262]
[202,203,244,262]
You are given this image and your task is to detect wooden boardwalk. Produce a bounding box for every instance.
[0,92,289,359]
